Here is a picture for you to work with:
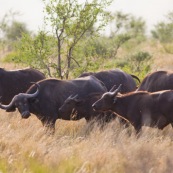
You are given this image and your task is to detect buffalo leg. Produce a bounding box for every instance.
[42,119,56,135]
[118,118,130,128]
[134,124,142,137]
[157,116,169,130]
[171,123,173,128]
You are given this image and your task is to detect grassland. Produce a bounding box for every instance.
[0,110,173,173]
[0,40,173,173]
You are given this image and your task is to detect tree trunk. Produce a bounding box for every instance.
[66,47,73,79]
[57,38,62,79]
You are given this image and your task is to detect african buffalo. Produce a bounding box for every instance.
[79,69,140,92]
[0,76,106,133]
[59,69,141,126]
[0,68,45,104]
[92,84,173,133]
[137,70,173,92]
[59,93,115,123]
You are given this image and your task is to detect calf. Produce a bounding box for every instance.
[59,93,115,123]
[92,84,173,133]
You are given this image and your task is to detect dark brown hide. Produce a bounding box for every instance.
[79,69,140,93]
[0,76,106,133]
[59,92,115,123]
[93,88,173,133]
[137,70,173,92]
[0,68,45,104]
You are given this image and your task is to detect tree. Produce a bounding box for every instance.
[15,31,56,77]
[107,11,146,58]
[0,10,30,41]
[5,21,29,41]
[72,11,146,64]
[109,11,146,38]
[0,10,30,52]
[42,0,113,79]
[151,12,173,43]
[128,51,152,73]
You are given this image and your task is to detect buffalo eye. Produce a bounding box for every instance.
[66,100,71,105]
[24,102,28,106]
[15,102,22,107]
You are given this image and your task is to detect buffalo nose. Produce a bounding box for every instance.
[21,111,30,119]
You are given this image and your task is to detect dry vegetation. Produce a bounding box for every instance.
[0,110,173,173]
[1,41,173,173]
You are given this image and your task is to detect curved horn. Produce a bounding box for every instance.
[69,94,81,102]
[109,85,117,92]
[114,84,122,94]
[67,95,74,99]
[0,83,40,110]
[110,84,122,97]
[22,83,40,99]
[67,94,78,100]
[0,97,16,110]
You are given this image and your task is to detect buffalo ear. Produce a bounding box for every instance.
[71,95,82,103]
[112,84,122,96]
[70,95,83,106]
[74,97,84,106]
[75,99,83,106]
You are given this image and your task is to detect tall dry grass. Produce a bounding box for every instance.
[0,110,173,173]
[0,40,173,172]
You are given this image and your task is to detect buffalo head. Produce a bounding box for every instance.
[59,95,83,120]
[92,84,122,111]
[0,84,40,118]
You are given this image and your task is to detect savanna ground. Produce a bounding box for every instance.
[0,110,173,173]
[0,41,173,173]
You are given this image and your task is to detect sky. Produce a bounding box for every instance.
[0,0,173,34]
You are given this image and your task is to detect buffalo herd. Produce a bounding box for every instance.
[1,68,173,135]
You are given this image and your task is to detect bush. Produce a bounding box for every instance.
[115,51,152,79]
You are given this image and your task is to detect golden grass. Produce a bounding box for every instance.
[0,110,173,173]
